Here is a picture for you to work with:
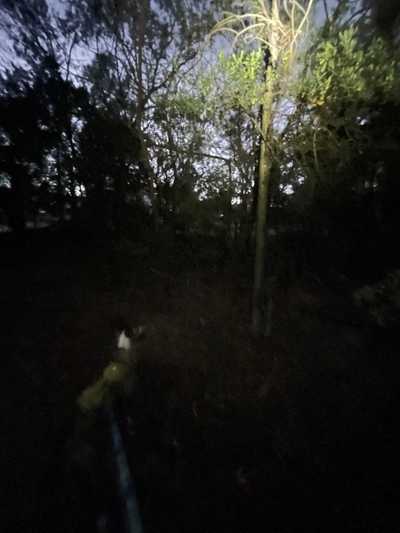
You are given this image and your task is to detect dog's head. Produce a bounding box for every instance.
[115,316,146,351]
[117,329,132,350]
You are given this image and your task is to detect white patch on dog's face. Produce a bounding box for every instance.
[117,330,131,350]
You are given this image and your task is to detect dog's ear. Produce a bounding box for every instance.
[132,325,146,340]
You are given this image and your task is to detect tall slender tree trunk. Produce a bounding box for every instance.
[251,86,274,335]
[252,0,277,336]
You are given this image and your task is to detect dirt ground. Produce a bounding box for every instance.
[1,228,398,533]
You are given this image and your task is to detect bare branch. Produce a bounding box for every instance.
[322,0,331,24]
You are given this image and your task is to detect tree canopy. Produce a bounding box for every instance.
[0,0,399,283]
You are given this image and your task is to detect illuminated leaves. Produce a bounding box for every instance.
[216,49,265,110]
[301,27,400,109]
[290,25,400,186]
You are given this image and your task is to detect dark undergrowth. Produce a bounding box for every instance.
[1,227,398,533]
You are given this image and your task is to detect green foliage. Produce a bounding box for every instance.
[158,93,204,121]
[287,25,400,190]
[199,48,264,115]
[301,27,400,109]
[217,49,265,110]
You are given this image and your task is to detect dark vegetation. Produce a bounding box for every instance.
[2,227,398,533]
[1,1,399,532]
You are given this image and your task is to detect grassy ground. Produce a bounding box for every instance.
[1,228,397,533]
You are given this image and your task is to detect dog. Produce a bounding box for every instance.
[115,318,146,364]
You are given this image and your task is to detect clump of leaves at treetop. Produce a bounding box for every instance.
[300,27,400,109]
[354,271,400,328]
[288,25,400,183]
[197,48,265,117]
[216,49,265,110]
[161,48,266,127]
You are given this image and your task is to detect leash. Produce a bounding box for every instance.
[106,402,144,533]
